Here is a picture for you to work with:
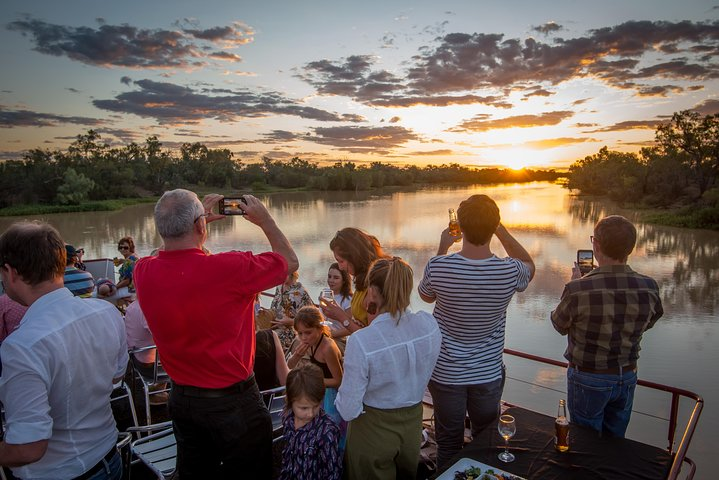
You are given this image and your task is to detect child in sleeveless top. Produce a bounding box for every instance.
[287,306,346,450]
[280,364,342,480]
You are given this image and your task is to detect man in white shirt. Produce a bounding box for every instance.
[0,221,128,480]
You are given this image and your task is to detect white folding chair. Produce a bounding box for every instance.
[129,345,171,425]
[260,386,286,435]
[128,421,176,480]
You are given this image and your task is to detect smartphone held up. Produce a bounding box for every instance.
[577,249,594,275]
[219,196,248,215]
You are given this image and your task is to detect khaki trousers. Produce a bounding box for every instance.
[344,402,423,480]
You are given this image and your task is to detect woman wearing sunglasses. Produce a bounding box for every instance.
[116,236,139,292]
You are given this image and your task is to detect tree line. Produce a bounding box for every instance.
[0,130,561,208]
[566,110,719,229]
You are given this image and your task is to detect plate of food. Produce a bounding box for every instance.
[436,457,526,480]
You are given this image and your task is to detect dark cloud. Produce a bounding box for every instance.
[572,98,591,106]
[92,79,365,125]
[532,22,564,35]
[66,87,81,93]
[636,85,684,97]
[299,55,513,108]
[0,105,104,128]
[371,94,513,108]
[585,120,663,132]
[573,122,599,127]
[7,16,252,69]
[450,110,574,132]
[262,130,301,143]
[339,20,719,100]
[307,125,420,153]
[120,76,132,85]
[208,51,242,62]
[388,116,401,123]
[693,98,719,115]
[180,22,253,46]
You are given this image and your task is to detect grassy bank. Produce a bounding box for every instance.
[643,205,719,230]
[0,197,158,217]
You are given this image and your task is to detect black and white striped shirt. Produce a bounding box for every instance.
[418,253,531,385]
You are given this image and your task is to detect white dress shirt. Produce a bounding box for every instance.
[0,288,128,480]
[335,309,441,422]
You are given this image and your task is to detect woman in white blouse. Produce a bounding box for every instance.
[335,257,441,480]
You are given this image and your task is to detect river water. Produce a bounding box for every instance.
[1,182,717,478]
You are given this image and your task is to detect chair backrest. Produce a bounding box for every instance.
[260,386,286,433]
[129,422,175,480]
[84,258,116,283]
[130,345,168,384]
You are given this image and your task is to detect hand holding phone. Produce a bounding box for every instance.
[577,249,594,275]
[219,196,248,215]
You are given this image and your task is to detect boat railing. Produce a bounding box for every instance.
[503,348,704,480]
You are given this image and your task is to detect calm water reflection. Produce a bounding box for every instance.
[1,182,717,478]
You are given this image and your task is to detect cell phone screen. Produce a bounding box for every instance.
[220,197,247,215]
[577,249,594,274]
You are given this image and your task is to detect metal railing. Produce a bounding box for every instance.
[503,348,704,480]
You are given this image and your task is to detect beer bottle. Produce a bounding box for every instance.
[555,399,570,452]
[448,208,461,242]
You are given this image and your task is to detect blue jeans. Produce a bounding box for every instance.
[84,450,122,480]
[428,371,505,470]
[567,366,637,438]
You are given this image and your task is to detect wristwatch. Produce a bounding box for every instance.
[343,319,350,327]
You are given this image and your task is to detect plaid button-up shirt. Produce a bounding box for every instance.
[551,264,663,370]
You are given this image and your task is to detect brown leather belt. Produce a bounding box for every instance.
[570,363,636,375]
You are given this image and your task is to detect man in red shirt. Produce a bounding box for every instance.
[134,190,298,479]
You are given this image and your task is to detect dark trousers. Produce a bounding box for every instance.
[168,379,273,479]
[428,369,505,470]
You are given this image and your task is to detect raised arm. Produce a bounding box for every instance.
[240,195,299,274]
[495,223,535,281]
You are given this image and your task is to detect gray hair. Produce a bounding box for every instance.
[154,189,204,239]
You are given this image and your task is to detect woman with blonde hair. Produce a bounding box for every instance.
[336,257,441,480]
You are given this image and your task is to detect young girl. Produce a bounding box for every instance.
[270,271,314,353]
[320,263,353,352]
[287,307,344,425]
[280,364,342,480]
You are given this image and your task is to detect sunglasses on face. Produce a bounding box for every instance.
[118,246,130,251]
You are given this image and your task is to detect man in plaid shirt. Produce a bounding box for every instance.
[551,215,663,437]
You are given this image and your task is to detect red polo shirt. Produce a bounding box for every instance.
[134,248,287,388]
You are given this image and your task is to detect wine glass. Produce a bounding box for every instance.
[497,414,516,462]
[319,288,335,326]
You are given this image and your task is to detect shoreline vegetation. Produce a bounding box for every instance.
[0,129,562,216]
[565,110,719,231]
[2,108,717,230]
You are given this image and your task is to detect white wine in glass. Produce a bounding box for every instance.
[498,414,516,462]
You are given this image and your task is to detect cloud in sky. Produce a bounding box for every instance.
[7,16,252,69]
[532,22,564,35]
[693,98,719,114]
[523,137,599,149]
[450,110,574,132]
[585,120,664,132]
[300,20,719,106]
[93,79,365,125]
[307,125,420,153]
[0,105,104,128]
